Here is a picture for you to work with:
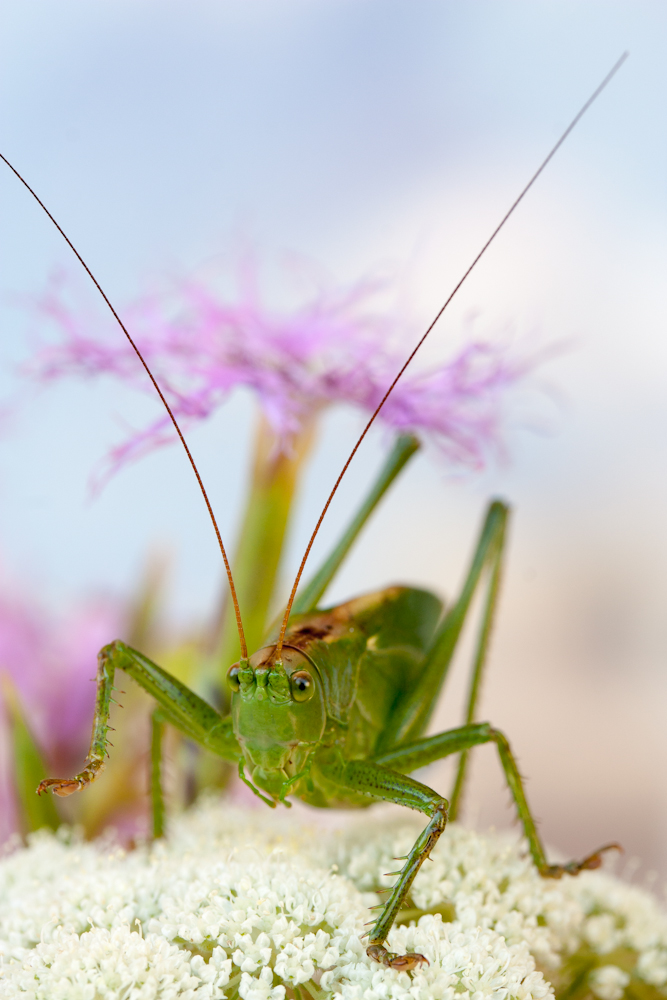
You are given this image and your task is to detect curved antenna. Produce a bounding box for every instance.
[276,51,628,656]
[1,153,248,659]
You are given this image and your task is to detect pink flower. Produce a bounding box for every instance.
[0,571,124,841]
[26,257,534,486]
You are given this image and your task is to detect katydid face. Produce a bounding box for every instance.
[228,645,326,792]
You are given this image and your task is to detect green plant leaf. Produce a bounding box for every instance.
[1,674,60,833]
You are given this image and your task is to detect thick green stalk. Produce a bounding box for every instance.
[217,412,316,672]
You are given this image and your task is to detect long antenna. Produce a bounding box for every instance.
[1,153,248,659]
[276,51,628,656]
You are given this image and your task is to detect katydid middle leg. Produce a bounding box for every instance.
[374,723,620,876]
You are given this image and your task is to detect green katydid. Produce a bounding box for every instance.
[1,54,626,973]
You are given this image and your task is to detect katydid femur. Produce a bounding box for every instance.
[3,54,626,973]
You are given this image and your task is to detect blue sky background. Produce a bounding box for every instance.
[2,3,667,874]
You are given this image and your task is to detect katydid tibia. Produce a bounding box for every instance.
[3,54,626,973]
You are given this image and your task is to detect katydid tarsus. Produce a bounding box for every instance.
[1,54,626,973]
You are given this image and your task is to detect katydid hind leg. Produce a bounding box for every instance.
[449,504,507,819]
[37,640,240,798]
[379,500,508,752]
[374,723,621,877]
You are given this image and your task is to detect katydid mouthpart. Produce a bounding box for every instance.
[2,52,626,973]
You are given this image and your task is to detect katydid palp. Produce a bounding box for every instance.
[1,53,626,973]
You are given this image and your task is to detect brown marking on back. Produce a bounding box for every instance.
[284,587,405,652]
[286,620,336,651]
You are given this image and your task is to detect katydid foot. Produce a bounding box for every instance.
[37,755,105,797]
[540,842,622,878]
[366,944,429,972]
[37,778,85,797]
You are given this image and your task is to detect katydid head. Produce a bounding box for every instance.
[228,645,325,794]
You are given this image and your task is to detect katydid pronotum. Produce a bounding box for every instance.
[1,54,627,973]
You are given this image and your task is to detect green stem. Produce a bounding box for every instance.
[290,434,420,617]
[150,711,166,840]
[217,411,316,672]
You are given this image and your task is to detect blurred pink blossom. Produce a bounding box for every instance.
[26,259,535,486]
[0,573,124,842]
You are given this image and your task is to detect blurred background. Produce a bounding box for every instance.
[1,2,666,878]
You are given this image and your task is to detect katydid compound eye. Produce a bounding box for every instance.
[227,663,241,692]
[290,670,313,702]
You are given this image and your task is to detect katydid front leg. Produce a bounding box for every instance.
[37,641,241,800]
[316,751,448,972]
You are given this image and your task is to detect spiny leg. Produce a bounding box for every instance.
[318,753,448,971]
[374,723,620,878]
[38,640,240,798]
[37,641,116,796]
[490,728,620,877]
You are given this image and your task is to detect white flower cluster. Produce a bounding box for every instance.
[315,811,667,999]
[0,800,665,1000]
